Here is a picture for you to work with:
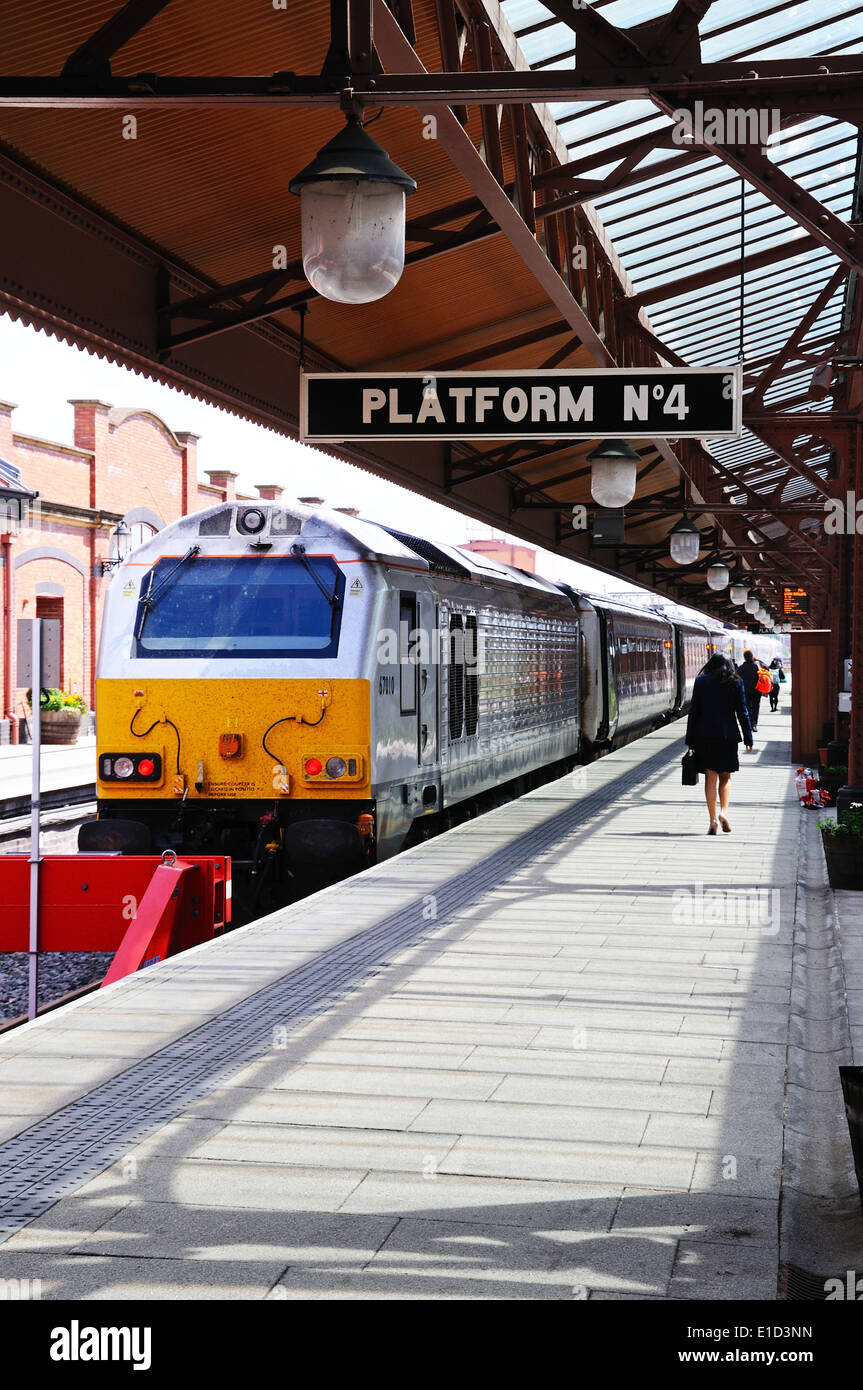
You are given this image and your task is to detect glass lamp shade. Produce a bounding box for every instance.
[706,561,730,591]
[590,456,637,508]
[744,594,759,614]
[729,583,748,605]
[290,120,416,305]
[669,517,700,565]
[109,520,132,565]
[298,180,407,304]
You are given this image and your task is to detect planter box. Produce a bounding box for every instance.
[38,710,82,746]
[821,830,863,890]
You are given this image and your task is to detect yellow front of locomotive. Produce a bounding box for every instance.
[96,676,371,804]
[93,502,377,913]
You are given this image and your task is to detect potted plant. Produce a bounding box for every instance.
[819,804,863,890]
[25,688,88,746]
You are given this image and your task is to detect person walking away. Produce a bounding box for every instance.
[686,654,754,834]
[737,648,762,733]
[769,664,781,712]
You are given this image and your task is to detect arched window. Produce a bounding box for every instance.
[110,520,157,562]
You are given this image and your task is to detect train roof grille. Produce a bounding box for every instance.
[377,526,472,576]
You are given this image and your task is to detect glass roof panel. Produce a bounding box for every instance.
[498,0,861,543]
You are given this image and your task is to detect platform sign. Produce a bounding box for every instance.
[16,617,61,686]
[300,368,742,443]
[783,587,810,617]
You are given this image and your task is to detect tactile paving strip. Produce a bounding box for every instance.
[0,739,676,1242]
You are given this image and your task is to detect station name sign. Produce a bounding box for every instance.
[300,368,742,443]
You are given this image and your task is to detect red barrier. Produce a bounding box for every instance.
[0,852,230,983]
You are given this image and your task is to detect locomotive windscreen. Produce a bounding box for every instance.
[133,554,344,659]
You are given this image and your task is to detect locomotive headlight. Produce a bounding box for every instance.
[113,756,135,778]
[237,507,266,535]
[325,756,347,779]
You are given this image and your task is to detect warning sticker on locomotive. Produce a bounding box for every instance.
[204,780,258,797]
[350,578,364,594]
[300,368,742,442]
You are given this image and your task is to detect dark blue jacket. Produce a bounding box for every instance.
[685,673,754,746]
[737,658,760,696]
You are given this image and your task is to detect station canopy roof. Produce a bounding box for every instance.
[0,0,860,626]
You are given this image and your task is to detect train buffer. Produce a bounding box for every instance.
[0,852,230,985]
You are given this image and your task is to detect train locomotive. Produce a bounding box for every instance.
[88,500,783,916]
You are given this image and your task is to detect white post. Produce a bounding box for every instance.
[27,617,41,1023]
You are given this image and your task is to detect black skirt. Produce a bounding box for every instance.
[691,738,739,774]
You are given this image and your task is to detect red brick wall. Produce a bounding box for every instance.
[1,401,198,726]
[12,437,93,509]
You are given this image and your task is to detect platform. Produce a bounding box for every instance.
[0,736,96,818]
[0,705,860,1301]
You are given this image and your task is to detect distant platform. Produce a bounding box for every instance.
[0,736,96,818]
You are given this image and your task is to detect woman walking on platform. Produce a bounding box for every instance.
[685,654,754,835]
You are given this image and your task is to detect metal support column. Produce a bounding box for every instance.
[849,425,863,785]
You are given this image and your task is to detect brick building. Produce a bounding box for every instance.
[462,538,536,573]
[0,398,272,740]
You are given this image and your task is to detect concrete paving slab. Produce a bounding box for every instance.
[668,1239,778,1300]
[76,1158,368,1213]
[0,1248,287,1299]
[612,1189,777,1248]
[190,1122,459,1172]
[366,1214,677,1297]
[266,1266,570,1299]
[439,1134,697,1188]
[73,1202,398,1265]
[490,1074,712,1114]
[337,1170,623,1224]
[274,1062,503,1101]
[411,1097,647,1144]
[188,1086,428,1131]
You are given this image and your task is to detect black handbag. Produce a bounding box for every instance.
[682,750,699,786]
